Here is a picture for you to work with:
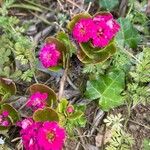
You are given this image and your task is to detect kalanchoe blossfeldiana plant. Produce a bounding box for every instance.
[72,18,95,43]
[19,119,66,150]
[57,99,86,135]
[68,12,120,64]
[28,83,57,108]
[26,92,48,111]
[0,111,10,127]
[0,78,16,103]
[39,43,61,68]
[0,104,19,130]
[39,37,67,71]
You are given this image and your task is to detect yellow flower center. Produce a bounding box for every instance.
[46,131,55,141]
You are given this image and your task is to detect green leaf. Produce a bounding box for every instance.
[33,107,59,122]
[78,40,116,64]
[1,104,19,123]
[57,32,76,56]
[48,66,63,72]
[0,78,16,102]
[99,0,119,10]
[28,83,57,107]
[67,13,91,31]
[116,18,140,49]
[10,4,42,12]
[0,104,19,130]
[143,139,150,150]
[57,99,68,113]
[85,69,125,111]
[69,111,83,120]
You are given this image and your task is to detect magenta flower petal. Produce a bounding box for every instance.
[92,21,113,48]
[37,122,66,150]
[2,111,9,117]
[17,118,34,129]
[39,43,61,68]
[72,18,94,43]
[20,120,66,150]
[106,19,120,35]
[93,13,113,23]
[26,92,48,110]
[20,121,42,150]
[92,14,120,48]
[0,111,10,126]
[1,120,9,126]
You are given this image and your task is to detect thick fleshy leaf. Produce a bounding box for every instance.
[69,111,83,120]
[28,83,57,107]
[0,126,8,131]
[33,107,59,122]
[0,104,19,130]
[45,37,66,53]
[48,65,63,72]
[67,13,91,31]
[57,32,76,56]
[116,18,140,49]
[1,104,19,123]
[0,78,16,102]
[57,99,68,114]
[99,0,119,10]
[45,37,67,68]
[78,40,116,64]
[85,69,125,111]
[77,49,94,64]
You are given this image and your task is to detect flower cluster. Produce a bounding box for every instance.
[19,119,66,150]
[0,111,10,126]
[39,43,61,68]
[26,92,48,110]
[72,13,120,48]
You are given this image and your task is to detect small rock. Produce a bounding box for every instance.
[27,25,37,35]
[129,124,140,131]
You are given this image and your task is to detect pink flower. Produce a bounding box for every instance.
[2,111,9,117]
[20,120,41,150]
[0,115,2,123]
[39,43,61,68]
[37,122,66,150]
[93,13,113,23]
[0,111,10,127]
[20,120,66,150]
[26,92,48,110]
[92,14,120,48]
[1,120,9,126]
[72,18,94,43]
[106,19,120,35]
[92,21,113,48]
[66,105,74,113]
[17,118,33,129]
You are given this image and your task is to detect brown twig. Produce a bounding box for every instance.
[57,0,65,11]
[119,0,128,17]
[58,57,69,101]
[86,1,92,12]
[146,0,150,16]
[129,120,150,130]
[65,0,84,11]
